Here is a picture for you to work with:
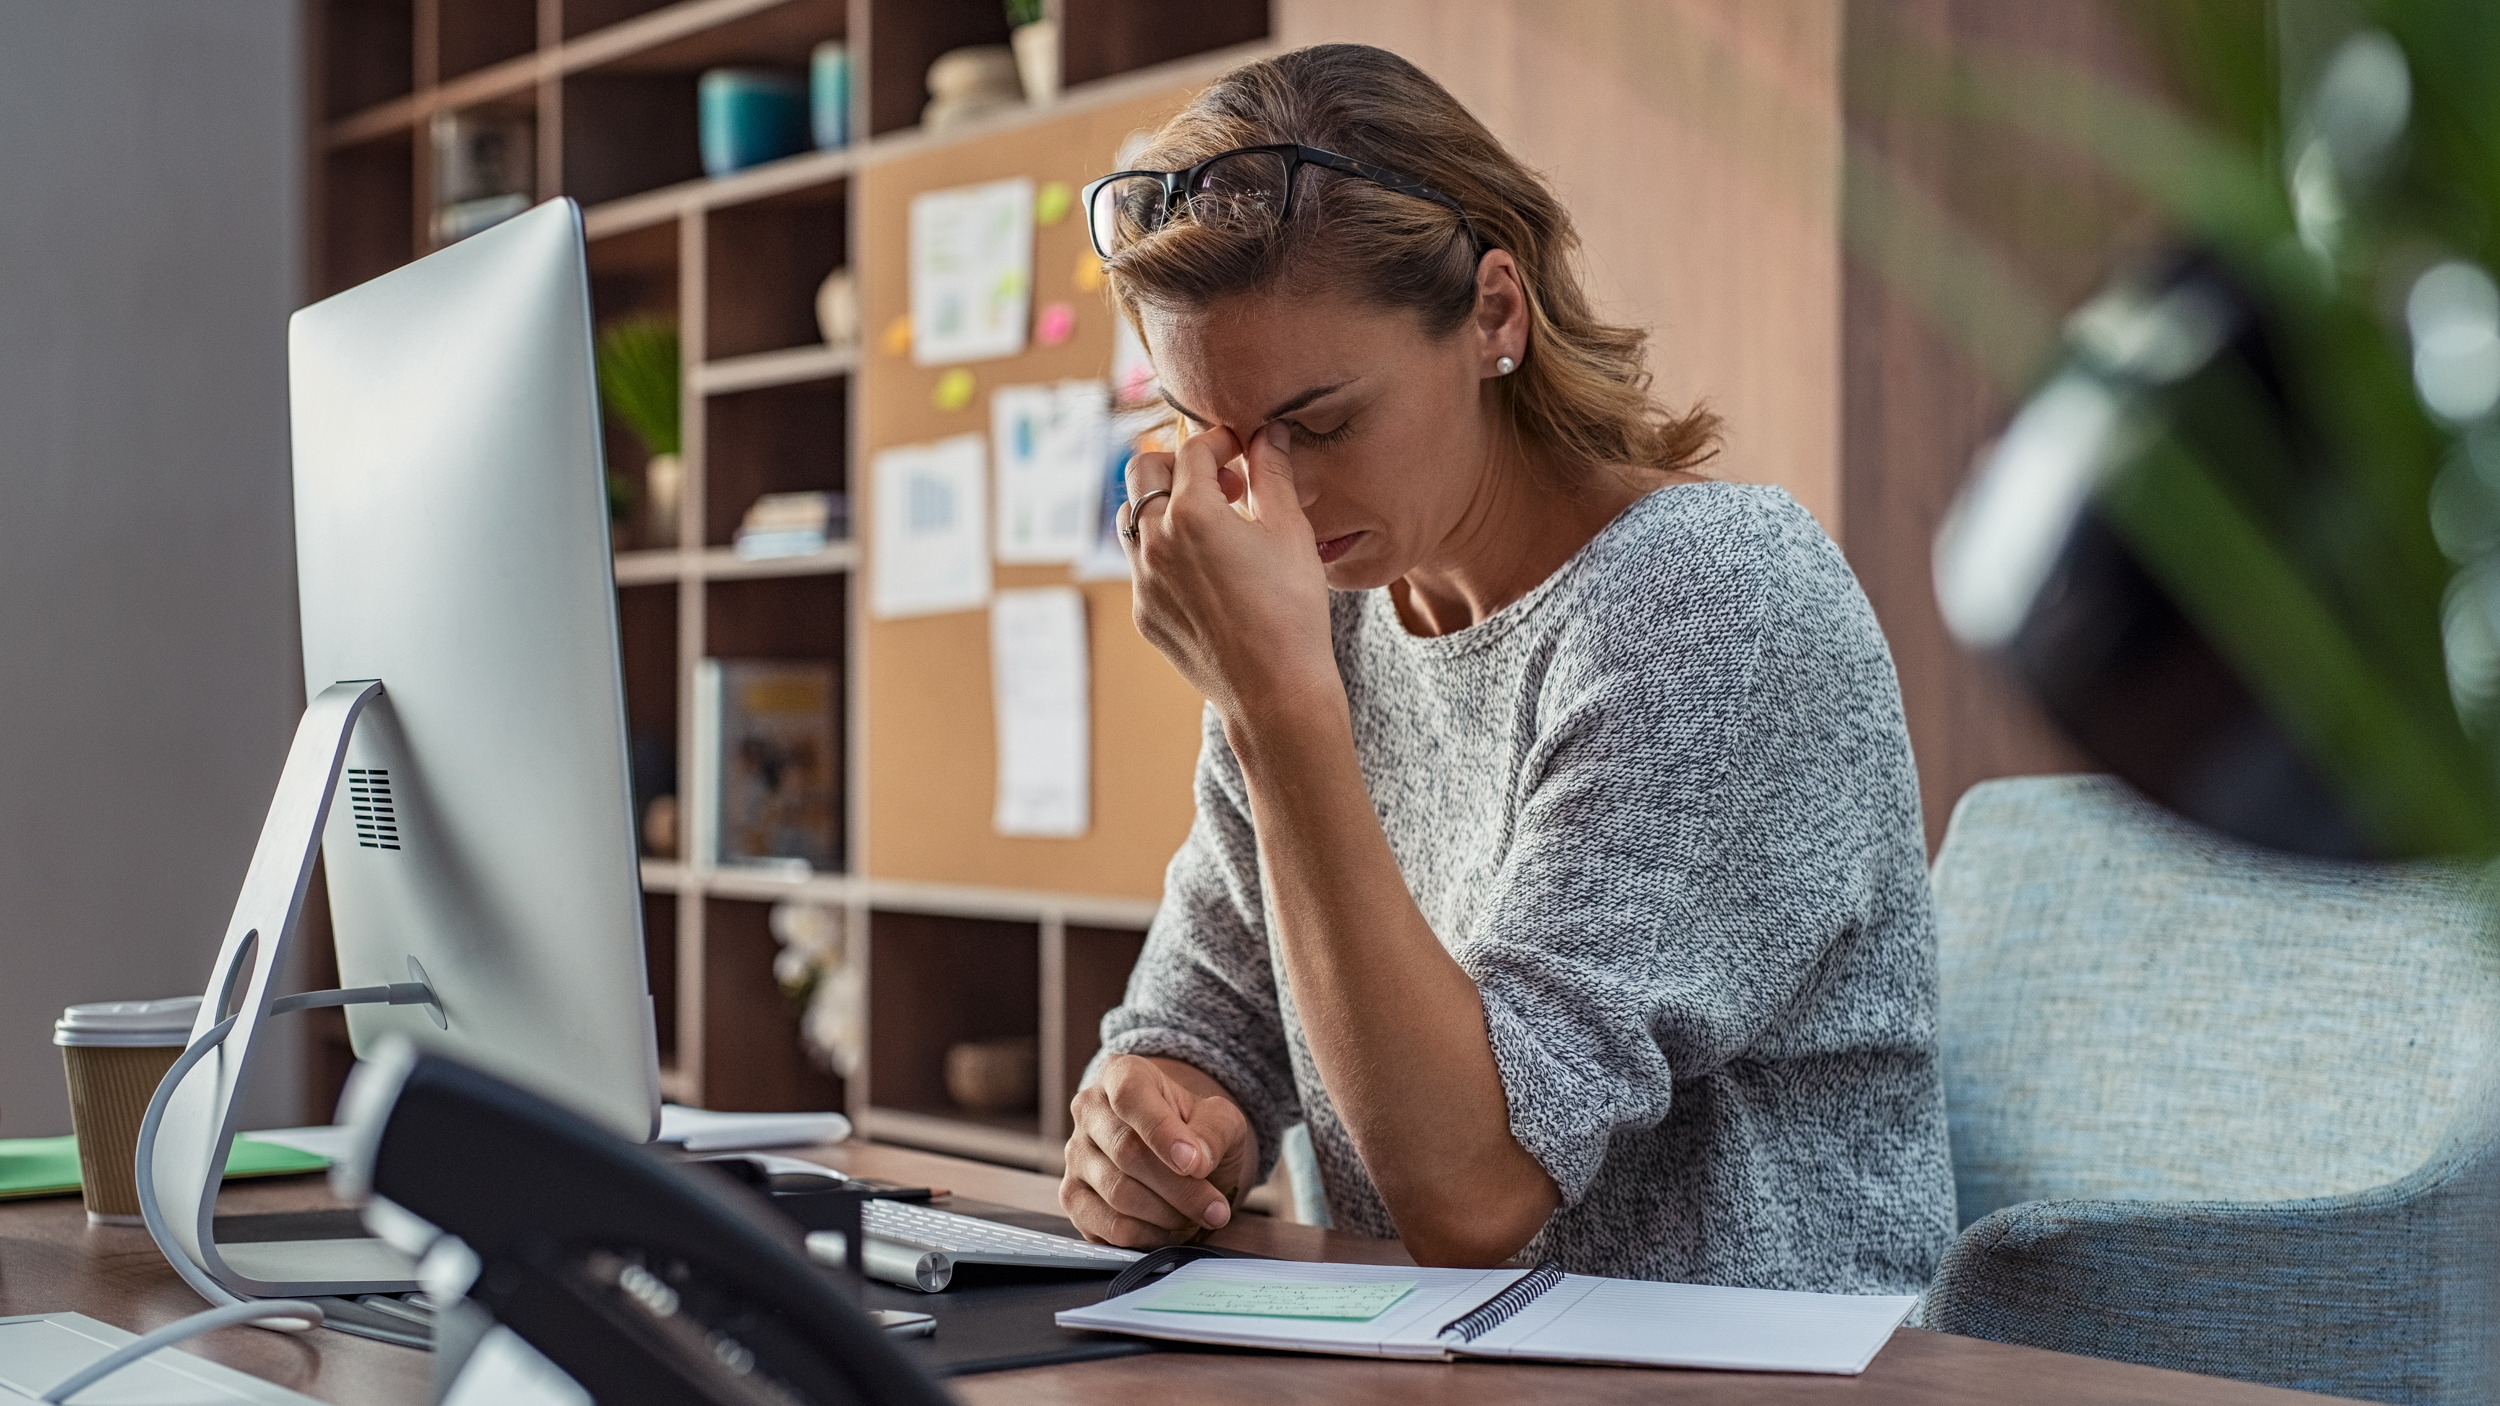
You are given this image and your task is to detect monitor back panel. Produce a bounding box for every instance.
[288,199,657,1140]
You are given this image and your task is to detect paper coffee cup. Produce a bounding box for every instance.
[56,996,200,1226]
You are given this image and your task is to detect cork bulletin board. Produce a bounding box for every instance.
[858,83,1211,897]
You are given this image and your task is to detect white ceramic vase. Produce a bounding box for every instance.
[645,451,684,545]
[1011,20,1060,105]
[815,267,858,347]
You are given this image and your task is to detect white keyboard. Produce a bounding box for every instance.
[805,1199,1142,1293]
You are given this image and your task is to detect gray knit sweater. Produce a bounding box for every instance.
[1097,482,1955,1293]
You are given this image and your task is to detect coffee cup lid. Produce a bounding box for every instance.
[55,995,202,1047]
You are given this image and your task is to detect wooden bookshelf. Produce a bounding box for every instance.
[308,0,1270,1168]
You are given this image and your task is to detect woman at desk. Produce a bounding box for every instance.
[1062,44,1954,1293]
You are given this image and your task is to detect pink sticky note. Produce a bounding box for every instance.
[1036,301,1077,346]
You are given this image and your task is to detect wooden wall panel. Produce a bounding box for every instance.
[1274,0,1845,532]
[1840,259,2090,847]
[1842,0,2153,846]
[858,84,1215,897]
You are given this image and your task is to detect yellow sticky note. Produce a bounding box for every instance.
[880,315,913,358]
[1072,252,1105,292]
[932,367,976,412]
[1036,181,1074,225]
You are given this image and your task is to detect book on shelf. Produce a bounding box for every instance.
[690,659,840,873]
[733,490,848,560]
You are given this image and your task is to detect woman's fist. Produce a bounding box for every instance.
[1060,1054,1258,1248]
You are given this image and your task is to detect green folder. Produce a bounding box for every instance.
[0,1135,329,1201]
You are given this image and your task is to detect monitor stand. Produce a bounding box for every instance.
[145,680,446,1300]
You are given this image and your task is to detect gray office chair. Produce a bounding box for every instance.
[1924,776,2500,1404]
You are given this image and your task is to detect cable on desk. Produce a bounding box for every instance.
[133,1014,252,1317]
[132,982,440,1329]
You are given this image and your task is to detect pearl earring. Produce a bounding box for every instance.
[1496,356,1515,375]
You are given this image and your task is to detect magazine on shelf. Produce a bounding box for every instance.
[690,659,839,871]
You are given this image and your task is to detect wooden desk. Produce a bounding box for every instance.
[0,1142,2346,1405]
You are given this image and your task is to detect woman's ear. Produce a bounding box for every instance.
[1473,249,1528,376]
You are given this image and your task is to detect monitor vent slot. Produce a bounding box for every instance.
[347,768,401,850]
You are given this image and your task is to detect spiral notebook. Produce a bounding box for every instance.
[1054,1259,1917,1374]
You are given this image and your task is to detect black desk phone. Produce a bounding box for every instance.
[340,1048,955,1406]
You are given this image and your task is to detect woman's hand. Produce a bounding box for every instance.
[1121,421,1341,731]
[1060,1054,1258,1248]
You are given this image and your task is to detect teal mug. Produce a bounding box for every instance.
[812,42,852,150]
[699,68,809,178]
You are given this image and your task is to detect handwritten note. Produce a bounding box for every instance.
[1140,1279,1418,1321]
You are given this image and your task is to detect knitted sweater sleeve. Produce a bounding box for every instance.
[1091,705,1299,1179]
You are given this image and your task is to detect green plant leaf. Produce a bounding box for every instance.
[595,316,682,458]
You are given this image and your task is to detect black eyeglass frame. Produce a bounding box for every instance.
[1080,143,1483,260]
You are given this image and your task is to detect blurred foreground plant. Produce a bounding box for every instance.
[1859,0,2500,858]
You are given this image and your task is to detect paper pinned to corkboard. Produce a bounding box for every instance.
[909,176,1035,365]
[991,586,1090,838]
[870,433,991,619]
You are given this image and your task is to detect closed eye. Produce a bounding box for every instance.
[1289,418,1354,449]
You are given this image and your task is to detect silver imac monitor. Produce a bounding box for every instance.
[148,198,659,1299]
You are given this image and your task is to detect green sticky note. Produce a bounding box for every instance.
[226,1138,333,1179]
[1140,1278,1417,1321]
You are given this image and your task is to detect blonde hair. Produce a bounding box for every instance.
[1104,44,1720,484]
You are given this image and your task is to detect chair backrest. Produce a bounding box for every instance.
[1933,775,2500,1227]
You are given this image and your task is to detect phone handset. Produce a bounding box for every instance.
[334,1042,955,1406]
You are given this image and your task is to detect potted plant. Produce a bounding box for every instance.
[594,316,683,549]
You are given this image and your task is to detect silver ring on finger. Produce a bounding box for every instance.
[1123,488,1173,544]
